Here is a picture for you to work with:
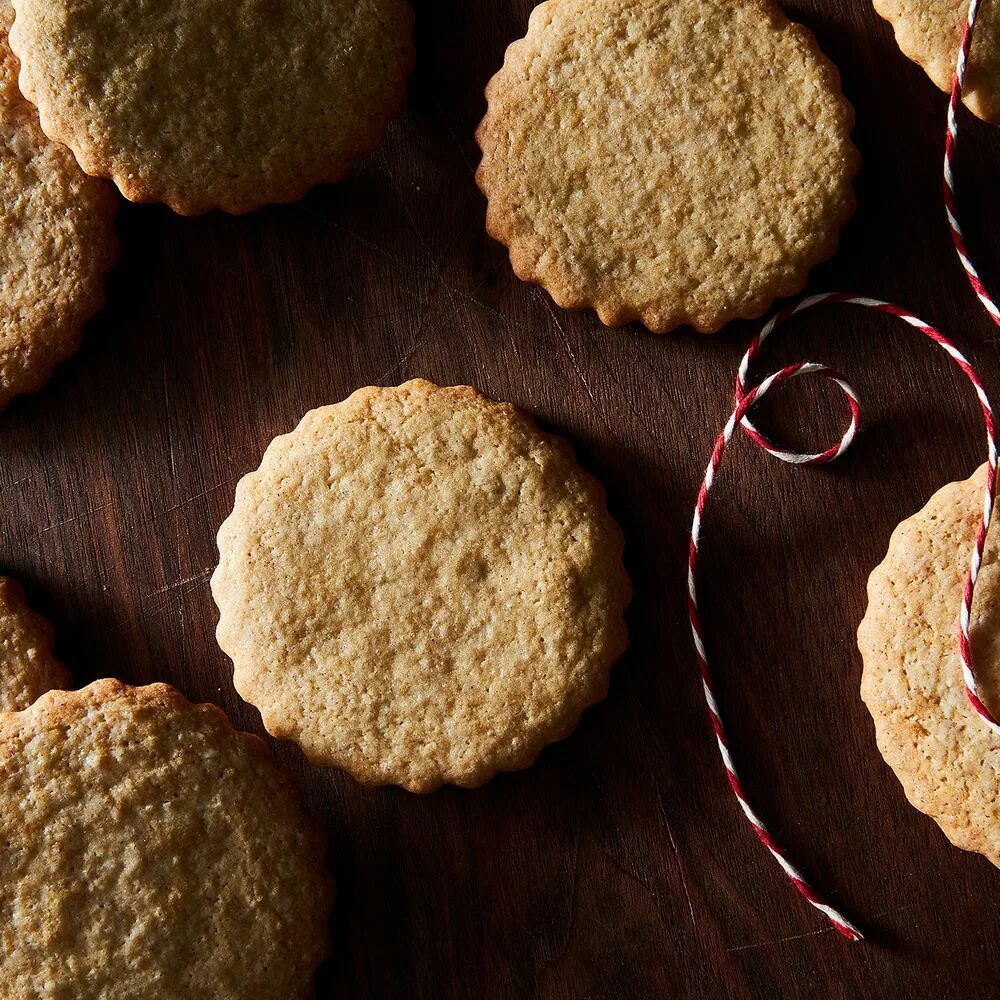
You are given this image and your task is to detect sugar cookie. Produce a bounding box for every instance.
[0,5,117,411]
[212,380,631,792]
[859,466,1000,867]
[476,0,859,333]
[0,576,70,711]
[0,679,333,997]
[8,0,415,214]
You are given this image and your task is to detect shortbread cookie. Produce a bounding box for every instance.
[476,0,859,333]
[873,0,1000,123]
[0,576,70,710]
[212,380,631,792]
[8,0,415,215]
[859,466,1000,867]
[0,679,332,998]
[0,6,117,412]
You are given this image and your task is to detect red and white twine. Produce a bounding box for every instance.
[945,0,1000,330]
[689,0,999,940]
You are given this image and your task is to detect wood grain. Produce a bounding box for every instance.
[2,1,1000,996]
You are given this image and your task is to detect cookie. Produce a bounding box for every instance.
[858,466,1000,867]
[0,678,333,997]
[475,0,859,334]
[8,0,415,215]
[0,5,117,412]
[0,576,70,711]
[212,379,631,792]
[873,0,1000,123]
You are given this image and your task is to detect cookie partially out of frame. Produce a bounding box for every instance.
[859,466,1000,867]
[476,0,859,333]
[873,0,1000,123]
[0,679,333,998]
[0,5,117,412]
[212,379,631,792]
[0,576,70,711]
[8,0,415,215]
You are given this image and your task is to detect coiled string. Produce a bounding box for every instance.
[688,0,1000,941]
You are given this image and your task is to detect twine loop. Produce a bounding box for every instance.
[735,296,862,466]
[689,0,1000,943]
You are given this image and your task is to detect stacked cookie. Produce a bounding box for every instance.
[0,5,117,412]
[7,0,415,214]
[0,582,334,996]
[0,0,416,409]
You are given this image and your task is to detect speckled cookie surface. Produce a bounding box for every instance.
[859,466,1000,867]
[873,0,1000,123]
[212,380,631,792]
[0,679,332,998]
[8,0,415,215]
[0,5,117,412]
[475,0,859,334]
[0,577,70,711]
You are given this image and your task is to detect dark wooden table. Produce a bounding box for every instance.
[3,1,999,996]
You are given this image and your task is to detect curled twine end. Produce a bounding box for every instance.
[690,0,1000,943]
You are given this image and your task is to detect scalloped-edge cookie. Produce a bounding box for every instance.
[0,4,118,411]
[859,466,1000,868]
[0,678,333,997]
[8,0,415,215]
[873,0,1000,124]
[476,0,859,334]
[212,379,631,792]
[0,576,71,711]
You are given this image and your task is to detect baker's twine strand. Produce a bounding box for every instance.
[945,0,1000,329]
[690,293,999,942]
[944,0,1000,726]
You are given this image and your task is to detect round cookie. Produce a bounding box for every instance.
[7,0,415,215]
[0,5,118,412]
[859,466,1000,867]
[475,0,860,334]
[0,678,333,997]
[0,576,71,711]
[212,379,631,792]
[873,0,1000,124]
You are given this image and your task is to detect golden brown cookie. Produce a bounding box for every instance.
[212,379,631,792]
[8,0,415,215]
[873,0,1000,123]
[859,466,1000,868]
[0,5,117,412]
[0,678,333,998]
[475,0,859,334]
[0,576,70,711]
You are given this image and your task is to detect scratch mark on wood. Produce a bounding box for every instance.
[727,926,834,954]
[664,808,698,930]
[39,500,114,535]
[0,475,33,495]
[145,568,213,599]
[154,480,235,519]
